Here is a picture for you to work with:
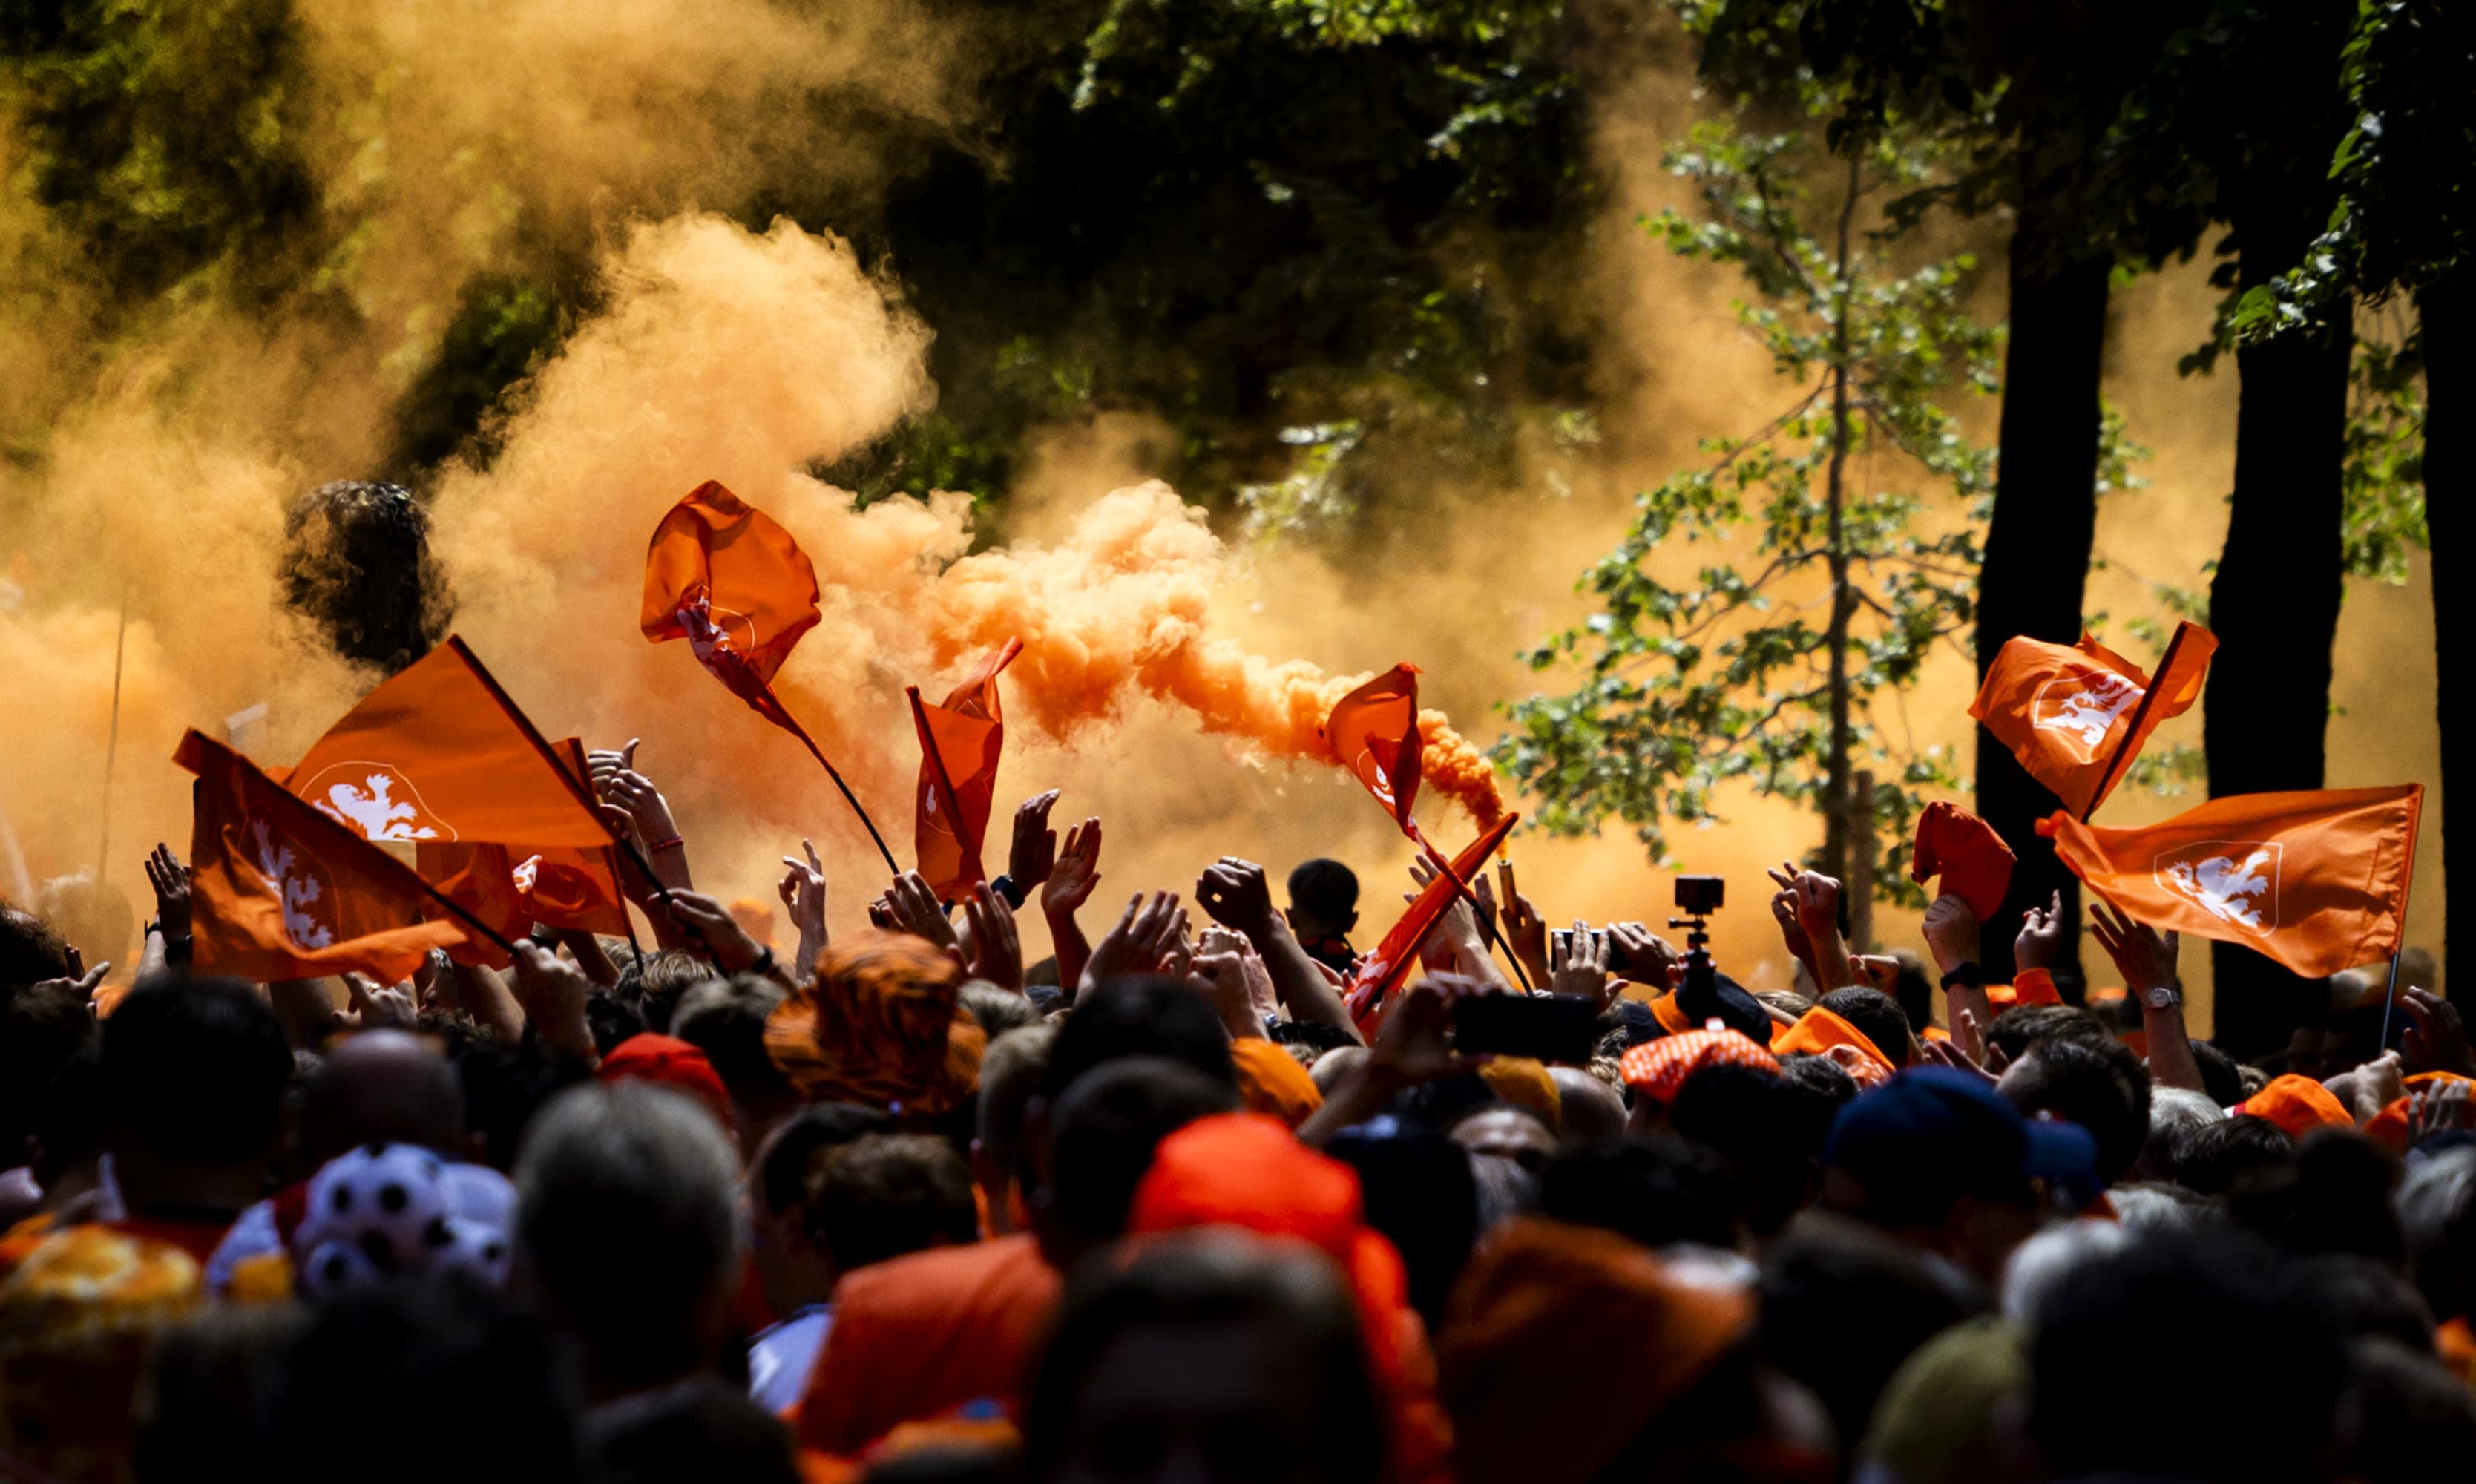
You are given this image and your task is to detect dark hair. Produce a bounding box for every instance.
[1983,1004,2108,1066]
[2173,1114,2296,1197]
[1885,952,1935,1034]
[807,1133,979,1275]
[2000,1035,2152,1188]
[1817,987,1911,1068]
[1324,1120,1477,1330]
[455,1039,594,1172]
[671,982,795,1111]
[1,977,96,1162]
[1540,1137,1738,1251]
[2028,1226,2345,1481]
[2303,1254,2434,1349]
[1670,1060,1848,1236]
[266,1275,580,1484]
[0,904,76,990]
[1286,859,1359,923]
[1022,1232,1383,1484]
[584,991,647,1058]
[2349,1336,2476,1482]
[617,951,718,1034]
[755,1103,892,1215]
[2229,1128,2406,1264]
[2191,1039,2248,1107]
[32,1046,105,1181]
[136,1304,310,1484]
[1388,1071,1503,1137]
[1041,977,1236,1103]
[581,1376,799,1484]
[278,481,453,674]
[1270,1019,1361,1056]
[1043,1057,1238,1250]
[101,974,291,1165]
[957,982,1040,1041]
[1759,1215,1989,1449]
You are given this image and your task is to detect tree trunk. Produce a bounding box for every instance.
[2203,199,2355,1057]
[1822,160,1859,887]
[2417,272,2471,997]
[1974,191,2112,986]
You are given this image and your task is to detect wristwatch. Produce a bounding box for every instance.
[2145,982,2181,1011]
[990,874,1026,910]
[1938,962,1987,993]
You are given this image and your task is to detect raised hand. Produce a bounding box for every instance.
[656,889,769,975]
[509,940,597,1064]
[1196,858,1277,938]
[1008,791,1062,893]
[1497,860,1551,986]
[1081,891,1187,990]
[2014,890,2065,974]
[2402,988,2476,1080]
[2411,1079,2476,1142]
[962,882,1023,991]
[1920,890,1982,975]
[2088,900,2177,998]
[1605,922,1679,986]
[1186,947,1260,1040]
[1550,920,1614,1009]
[343,973,417,1031]
[143,842,191,943]
[778,838,829,980]
[1043,818,1104,919]
[881,871,961,954]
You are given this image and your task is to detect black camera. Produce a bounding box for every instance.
[1673,876,1724,915]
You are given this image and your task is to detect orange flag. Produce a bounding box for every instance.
[2037,784,2423,979]
[1970,621,2216,818]
[1321,664,1422,835]
[280,637,611,848]
[1346,812,1520,1032]
[1911,801,2016,921]
[178,730,470,984]
[640,479,823,739]
[415,740,630,967]
[907,640,1022,902]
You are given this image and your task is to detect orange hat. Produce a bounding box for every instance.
[1617,1028,1780,1106]
[1770,1005,1895,1079]
[599,1034,735,1131]
[1229,1037,1325,1129]
[1648,993,1693,1037]
[1438,1218,1754,1484]
[764,930,986,1119]
[1478,1057,1562,1132]
[2229,1073,2353,1138]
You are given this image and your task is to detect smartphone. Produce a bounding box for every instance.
[1549,929,1608,961]
[1451,994,1603,1064]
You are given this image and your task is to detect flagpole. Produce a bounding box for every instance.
[2081,624,2190,823]
[2378,791,2422,1051]
[1411,820,1536,993]
[96,589,128,879]
[907,687,975,893]
[772,683,901,876]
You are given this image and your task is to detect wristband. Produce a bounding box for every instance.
[1938,962,1987,993]
[990,874,1027,910]
[648,835,686,854]
[749,945,778,978]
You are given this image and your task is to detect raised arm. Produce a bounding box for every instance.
[2090,900,2205,1094]
[1198,857,1362,1043]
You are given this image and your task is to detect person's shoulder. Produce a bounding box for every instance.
[835,1235,1049,1309]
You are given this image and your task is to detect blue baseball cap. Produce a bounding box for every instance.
[1825,1066,2101,1219]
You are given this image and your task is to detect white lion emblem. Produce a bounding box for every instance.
[2035,669,2142,755]
[249,818,336,949]
[677,590,758,667]
[1356,746,1399,808]
[2156,843,2280,933]
[511,855,542,894]
[313,772,439,841]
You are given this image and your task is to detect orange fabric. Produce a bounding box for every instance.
[1648,992,1693,1036]
[177,730,466,985]
[1229,1037,1326,1129]
[1478,1057,1561,1130]
[1321,663,1425,835]
[640,481,830,746]
[415,738,630,968]
[1985,982,2020,1009]
[908,640,1021,902]
[1345,813,1520,1030]
[279,638,613,849]
[1770,1005,1896,1078]
[2012,968,2063,1007]
[600,1034,735,1132]
[1969,621,2215,818]
[2118,1030,2150,1060]
[0,1227,203,1484]
[2037,785,2424,979]
[2230,1074,2354,1138]
[792,1235,1057,1457]
[1126,1114,1454,1484]
[1911,801,2016,921]
[2437,1317,2476,1386]
[1618,1028,1780,1105]
[2362,1072,2476,1152]
[766,931,986,1118]
[1438,1218,1755,1484]
[1920,1025,1950,1043]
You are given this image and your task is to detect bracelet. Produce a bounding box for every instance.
[1938,962,1987,992]
[648,835,686,854]
[990,873,1026,910]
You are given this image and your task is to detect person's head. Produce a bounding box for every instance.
[2190,1038,2249,1107]
[298,1030,466,1169]
[265,1274,580,1484]
[1,976,95,1169]
[456,1038,594,1173]
[2348,1336,2476,1482]
[1547,1066,1626,1145]
[973,1023,1056,1235]
[2400,1146,2476,1324]
[1449,1106,1555,1180]
[957,981,1040,1041]
[1324,1117,1478,1330]
[1759,1212,1988,1451]
[1040,976,1237,1105]
[1816,986,1912,1068]
[1540,1136,1739,1252]
[768,933,984,1133]
[1669,1057,1852,1237]
[1995,1033,2151,1189]
[2173,1112,2296,1197]
[2135,1085,2224,1183]
[615,950,717,1035]
[746,1103,890,1316]
[1032,1057,1239,1272]
[669,975,795,1158]
[101,974,292,1208]
[1821,1068,2096,1284]
[514,1082,741,1398]
[584,990,648,1057]
[1023,1229,1383,1484]
[1982,1003,2106,1067]
[2027,1224,2348,1482]
[1284,859,1359,942]
[805,1132,979,1278]
[581,1376,801,1484]
[2230,1127,2406,1264]
[0,904,74,990]
[1309,1045,1368,1098]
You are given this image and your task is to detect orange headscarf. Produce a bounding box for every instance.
[765,930,985,1117]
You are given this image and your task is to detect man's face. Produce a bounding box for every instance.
[1452,1109,1556,1176]
[1055,1319,1339,1484]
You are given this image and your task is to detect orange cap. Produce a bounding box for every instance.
[1648,993,1694,1036]
[1617,1028,1779,1106]
[2229,1073,2353,1138]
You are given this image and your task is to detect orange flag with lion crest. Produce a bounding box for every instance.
[1971,622,2216,818]
[2037,784,2422,979]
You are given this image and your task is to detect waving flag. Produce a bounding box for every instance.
[1971,622,2216,819]
[2037,784,2422,978]
[179,730,468,984]
[1345,812,1520,1032]
[415,739,629,967]
[1321,664,1423,835]
[641,480,896,872]
[280,637,611,848]
[909,640,1022,902]
[1911,801,2016,921]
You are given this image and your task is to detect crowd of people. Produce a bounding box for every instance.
[2,761,2472,1484]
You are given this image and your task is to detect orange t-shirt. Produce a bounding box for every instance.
[793,1234,1060,1458]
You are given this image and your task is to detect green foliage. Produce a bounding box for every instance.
[2342,332,2428,582]
[1494,107,1998,890]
